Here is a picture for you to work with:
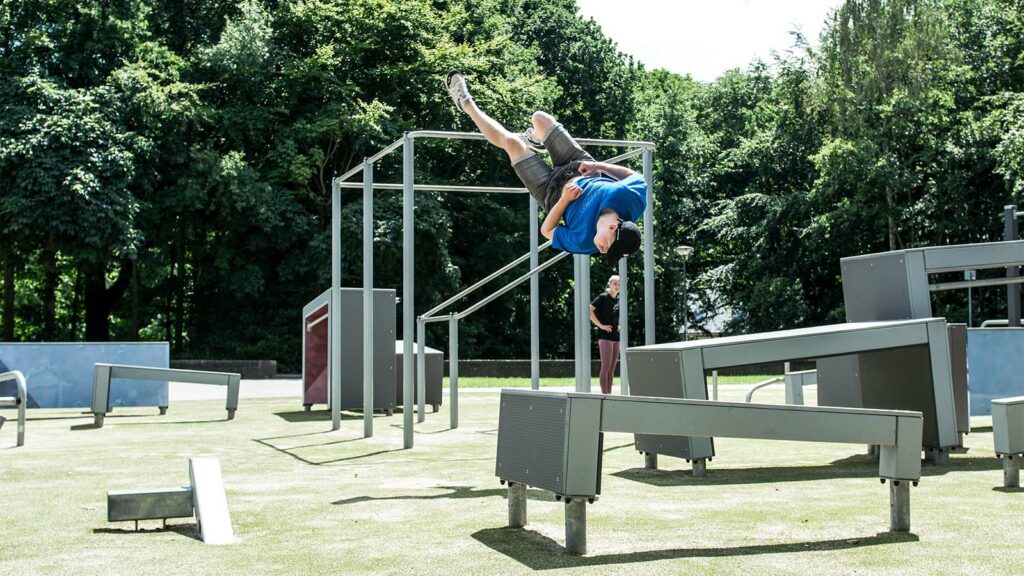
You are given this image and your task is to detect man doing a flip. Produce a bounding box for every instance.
[445,70,647,265]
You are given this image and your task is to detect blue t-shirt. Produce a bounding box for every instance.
[552,173,648,254]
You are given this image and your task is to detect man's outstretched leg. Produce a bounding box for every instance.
[446,71,529,163]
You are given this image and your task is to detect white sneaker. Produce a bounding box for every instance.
[445,70,473,112]
[520,127,547,154]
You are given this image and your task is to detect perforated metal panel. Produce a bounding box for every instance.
[495,391,568,494]
[627,350,712,461]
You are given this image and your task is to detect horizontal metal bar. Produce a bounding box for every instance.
[929,276,1024,292]
[598,395,909,446]
[305,314,328,331]
[603,148,645,165]
[337,182,528,194]
[422,241,553,318]
[457,252,571,319]
[336,138,407,183]
[420,315,451,324]
[744,377,784,403]
[409,130,655,149]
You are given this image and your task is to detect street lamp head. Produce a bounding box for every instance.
[675,245,693,258]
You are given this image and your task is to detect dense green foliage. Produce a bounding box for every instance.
[1,0,1022,369]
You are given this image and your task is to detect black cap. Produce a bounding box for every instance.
[605,220,642,265]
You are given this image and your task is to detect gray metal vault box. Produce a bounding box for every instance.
[395,341,443,412]
[626,318,957,463]
[302,288,396,413]
[818,241,1024,430]
[495,390,602,497]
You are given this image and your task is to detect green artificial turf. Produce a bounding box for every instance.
[0,382,1018,575]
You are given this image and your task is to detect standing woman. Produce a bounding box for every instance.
[590,275,621,394]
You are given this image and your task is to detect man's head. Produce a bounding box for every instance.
[595,218,642,265]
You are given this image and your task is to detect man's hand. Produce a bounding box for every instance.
[561,183,582,203]
[578,161,600,177]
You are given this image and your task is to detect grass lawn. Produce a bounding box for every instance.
[1,379,1019,575]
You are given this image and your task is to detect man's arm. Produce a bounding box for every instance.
[578,161,636,180]
[540,182,582,240]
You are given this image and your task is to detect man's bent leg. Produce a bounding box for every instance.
[462,100,530,163]
[513,153,557,211]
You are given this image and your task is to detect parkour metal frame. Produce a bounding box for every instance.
[330,131,656,448]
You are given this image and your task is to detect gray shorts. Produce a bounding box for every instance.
[512,123,594,212]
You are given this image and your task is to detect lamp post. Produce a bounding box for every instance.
[676,245,693,340]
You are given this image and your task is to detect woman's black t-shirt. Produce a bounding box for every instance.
[591,291,620,341]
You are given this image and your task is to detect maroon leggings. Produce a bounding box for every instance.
[598,339,620,394]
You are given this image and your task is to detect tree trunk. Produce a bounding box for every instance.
[174,226,187,353]
[84,260,134,342]
[2,246,14,341]
[41,231,58,340]
[68,269,82,340]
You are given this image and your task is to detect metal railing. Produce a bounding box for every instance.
[418,250,571,428]
[0,370,27,447]
[329,130,656,449]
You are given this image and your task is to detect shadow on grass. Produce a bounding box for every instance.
[253,437,403,466]
[612,453,1003,487]
[274,410,362,423]
[93,524,202,542]
[472,528,918,569]
[992,486,1024,493]
[971,425,993,433]
[332,485,553,506]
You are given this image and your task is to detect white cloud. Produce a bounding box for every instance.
[575,0,844,81]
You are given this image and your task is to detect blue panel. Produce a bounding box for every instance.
[0,343,169,409]
[967,329,1024,416]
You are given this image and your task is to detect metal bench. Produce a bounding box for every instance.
[496,389,923,555]
[992,396,1024,488]
[91,364,241,428]
[0,370,26,447]
[627,318,956,474]
[107,457,234,544]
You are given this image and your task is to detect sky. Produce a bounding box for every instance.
[574,0,846,82]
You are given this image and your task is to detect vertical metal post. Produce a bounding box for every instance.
[508,482,527,528]
[712,370,718,401]
[564,498,587,555]
[331,178,342,431]
[1005,205,1020,327]
[999,453,1015,483]
[581,257,591,392]
[449,314,459,429]
[642,148,655,345]
[416,319,426,423]
[530,197,540,390]
[573,256,583,391]
[362,161,374,438]
[889,480,911,532]
[618,257,629,395]
[402,136,415,448]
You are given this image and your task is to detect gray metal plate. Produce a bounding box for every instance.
[496,391,568,494]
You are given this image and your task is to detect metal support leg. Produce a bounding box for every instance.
[925,448,949,465]
[712,370,719,401]
[618,256,629,395]
[565,498,587,555]
[402,136,415,449]
[508,482,527,528]
[417,319,426,423]
[530,197,540,391]
[644,452,658,470]
[363,160,375,438]
[449,315,459,429]
[888,480,911,532]
[331,178,342,432]
[692,458,708,477]
[581,256,591,393]
[1002,454,1020,488]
